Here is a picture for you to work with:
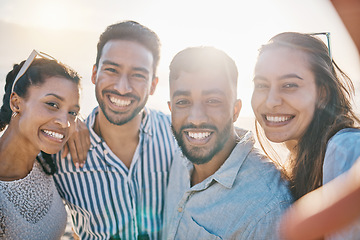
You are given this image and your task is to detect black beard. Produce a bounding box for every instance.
[171,120,233,165]
[96,89,147,126]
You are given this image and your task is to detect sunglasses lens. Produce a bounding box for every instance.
[310,32,331,59]
[11,50,56,94]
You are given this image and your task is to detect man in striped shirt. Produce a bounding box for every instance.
[53,21,177,239]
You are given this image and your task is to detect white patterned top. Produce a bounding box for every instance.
[0,161,67,240]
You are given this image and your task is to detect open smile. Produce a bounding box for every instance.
[106,95,136,112]
[184,129,213,145]
[109,95,132,107]
[41,129,65,142]
[263,114,295,126]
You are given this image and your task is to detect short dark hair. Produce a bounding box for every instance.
[169,46,238,96]
[95,20,161,75]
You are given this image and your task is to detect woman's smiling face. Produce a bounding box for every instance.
[16,76,80,154]
[251,47,318,146]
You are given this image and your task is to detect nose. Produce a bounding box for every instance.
[54,113,71,128]
[265,88,282,109]
[188,102,208,126]
[114,75,132,94]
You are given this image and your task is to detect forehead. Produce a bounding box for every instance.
[170,69,234,95]
[255,47,311,75]
[100,40,154,71]
[27,76,79,101]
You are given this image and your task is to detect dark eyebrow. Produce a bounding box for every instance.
[278,74,303,80]
[172,90,190,98]
[253,74,304,81]
[45,93,80,109]
[253,75,267,81]
[102,60,150,74]
[102,60,120,67]
[46,93,64,101]
[133,67,150,74]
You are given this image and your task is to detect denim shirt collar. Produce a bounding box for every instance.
[183,129,255,191]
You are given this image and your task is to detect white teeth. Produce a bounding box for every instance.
[266,115,291,123]
[43,130,64,139]
[188,132,211,140]
[109,96,131,107]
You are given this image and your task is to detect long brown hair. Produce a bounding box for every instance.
[255,32,360,200]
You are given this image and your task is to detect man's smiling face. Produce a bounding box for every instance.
[92,39,157,125]
[169,69,240,165]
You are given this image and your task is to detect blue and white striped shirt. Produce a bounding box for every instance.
[53,107,177,239]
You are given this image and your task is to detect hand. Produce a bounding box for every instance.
[72,228,80,240]
[62,117,90,168]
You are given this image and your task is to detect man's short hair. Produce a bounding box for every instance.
[169,46,238,92]
[96,20,161,75]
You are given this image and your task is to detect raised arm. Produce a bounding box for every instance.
[280,157,360,240]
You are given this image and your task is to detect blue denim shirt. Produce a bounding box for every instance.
[163,130,292,240]
[323,128,360,240]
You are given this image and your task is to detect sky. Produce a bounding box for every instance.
[0,0,359,126]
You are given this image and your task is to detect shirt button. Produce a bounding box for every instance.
[104,149,108,155]
[178,207,183,212]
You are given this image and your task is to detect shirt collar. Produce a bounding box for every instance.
[86,106,152,148]
[140,107,152,136]
[183,129,255,190]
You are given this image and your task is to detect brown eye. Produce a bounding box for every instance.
[105,68,117,73]
[132,73,146,79]
[176,99,190,105]
[254,83,268,89]
[69,111,78,117]
[46,102,59,109]
[283,83,298,88]
[207,99,221,104]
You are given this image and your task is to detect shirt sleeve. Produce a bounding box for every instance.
[323,129,360,184]
[323,130,360,240]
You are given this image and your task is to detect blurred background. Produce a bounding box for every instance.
[1,1,358,238]
[0,0,359,129]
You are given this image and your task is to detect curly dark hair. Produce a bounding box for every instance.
[0,57,81,174]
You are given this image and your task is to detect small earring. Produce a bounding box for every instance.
[12,112,18,118]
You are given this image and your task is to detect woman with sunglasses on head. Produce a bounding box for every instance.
[0,51,81,240]
[251,32,360,239]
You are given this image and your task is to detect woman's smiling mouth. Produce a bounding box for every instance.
[263,114,295,126]
[42,129,65,141]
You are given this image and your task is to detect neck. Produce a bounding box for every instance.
[0,125,39,181]
[285,140,298,155]
[94,109,143,143]
[93,109,144,168]
[191,130,238,186]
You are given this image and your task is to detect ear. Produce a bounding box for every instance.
[232,99,242,122]
[91,64,98,85]
[9,92,22,114]
[167,101,171,112]
[150,76,159,95]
